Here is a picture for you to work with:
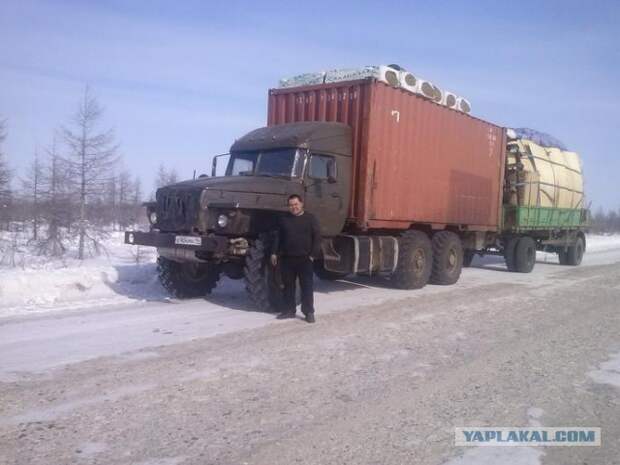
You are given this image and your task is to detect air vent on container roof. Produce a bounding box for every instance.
[443,92,457,109]
[456,97,471,114]
[376,65,400,87]
[403,72,416,87]
[399,71,419,94]
[419,80,436,99]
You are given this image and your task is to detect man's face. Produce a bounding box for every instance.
[288,197,303,215]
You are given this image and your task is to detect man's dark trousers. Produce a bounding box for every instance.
[281,255,314,316]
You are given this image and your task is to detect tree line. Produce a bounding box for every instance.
[590,208,620,234]
[0,87,181,259]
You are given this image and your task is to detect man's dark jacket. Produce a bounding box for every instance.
[272,212,322,258]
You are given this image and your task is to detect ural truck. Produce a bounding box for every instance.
[125,73,589,311]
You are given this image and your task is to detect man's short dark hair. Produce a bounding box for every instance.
[288,194,303,203]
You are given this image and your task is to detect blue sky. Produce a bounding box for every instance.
[1,0,618,209]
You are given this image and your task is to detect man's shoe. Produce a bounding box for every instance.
[305,313,315,323]
[277,312,296,320]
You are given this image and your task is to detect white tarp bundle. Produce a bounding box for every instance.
[506,137,584,210]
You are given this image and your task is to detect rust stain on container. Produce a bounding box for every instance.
[269,80,506,232]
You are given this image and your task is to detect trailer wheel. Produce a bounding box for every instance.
[157,256,221,298]
[514,236,536,273]
[558,249,569,265]
[463,250,475,268]
[313,259,348,281]
[392,230,433,289]
[503,236,520,272]
[244,234,284,312]
[562,236,585,266]
[430,231,463,285]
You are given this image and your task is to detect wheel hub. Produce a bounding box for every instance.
[413,249,425,273]
[448,249,457,269]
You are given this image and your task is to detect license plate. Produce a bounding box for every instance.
[174,235,202,246]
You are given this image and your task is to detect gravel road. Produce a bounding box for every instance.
[1,249,619,465]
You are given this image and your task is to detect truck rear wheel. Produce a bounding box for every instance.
[392,230,433,289]
[559,236,584,266]
[503,236,520,272]
[430,231,463,285]
[514,236,536,273]
[313,259,348,281]
[244,235,284,312]
[157,256,221,298]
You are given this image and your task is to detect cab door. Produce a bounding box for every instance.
[303,152,346,237]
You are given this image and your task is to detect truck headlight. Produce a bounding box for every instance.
[217,214,229,228]
[148,211,157,224]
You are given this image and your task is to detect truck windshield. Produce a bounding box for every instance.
[226,148,301,177]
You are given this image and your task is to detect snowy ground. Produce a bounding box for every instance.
[1,232,620,318]
[1,232,620,464]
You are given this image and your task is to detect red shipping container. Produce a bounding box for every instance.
[268,79,506,232]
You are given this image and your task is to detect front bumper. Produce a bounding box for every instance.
[124,231,228,254]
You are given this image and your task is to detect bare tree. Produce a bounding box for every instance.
[103,172,118,229]
[117,169,133,228]
[39,137,70,256]
[133,176,143,205]
[0,119,12,230]
[132,176,145,226]
[61,87,119,259]
[21,150,44,241]
[155,164,179,189]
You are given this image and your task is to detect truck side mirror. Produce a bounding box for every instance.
[212,153,230,177]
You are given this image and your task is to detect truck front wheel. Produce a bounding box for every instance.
[430,231,463,285]
[157,256,221,298]
[244,235,283,312]
[392,230,433,289]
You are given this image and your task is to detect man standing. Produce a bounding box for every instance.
[271,194,321,323]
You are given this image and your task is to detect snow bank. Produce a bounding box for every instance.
[0,231,166,316]
[583,234,620,251]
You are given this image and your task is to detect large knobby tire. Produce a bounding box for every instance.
[392,230,433,290]
[463,250,475,268]
[560,236,585,266]
[243,235,284,312]
[430,231,463,285]
[313,259,348,281]
[514,236,536,273]
[157,256,221,298]
[503,236,520,272]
